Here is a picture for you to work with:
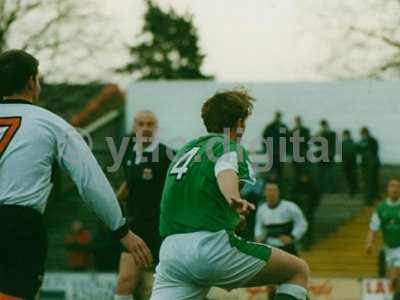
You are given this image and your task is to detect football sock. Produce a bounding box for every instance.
[274,284,307,300]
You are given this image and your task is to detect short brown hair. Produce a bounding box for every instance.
[0,50,39,97]
[201,89,255,133]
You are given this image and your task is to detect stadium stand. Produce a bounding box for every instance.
[303,202,381,277]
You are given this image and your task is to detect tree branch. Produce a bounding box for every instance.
[369,59,400,77]
[21,1,74,51]
[350,26,400,49]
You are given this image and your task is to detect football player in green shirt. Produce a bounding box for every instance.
[150,90,310,300]
[367,178,400,300]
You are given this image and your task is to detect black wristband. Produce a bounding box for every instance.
[112,221,130,240]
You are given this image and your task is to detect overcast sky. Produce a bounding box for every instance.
[34,0,388,83]
[96,0,342,82]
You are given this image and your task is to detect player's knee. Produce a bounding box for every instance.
[300,259,310,278]
[291,258,310,286]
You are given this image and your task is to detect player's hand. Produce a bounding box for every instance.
[120,230,153,267]
[366,244,373,255]
[236,214,248,232]
[230,197,255,215]
[279,235,294,246]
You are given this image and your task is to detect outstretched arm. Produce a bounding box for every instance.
[217,169,255,214]
[56,124,152,267]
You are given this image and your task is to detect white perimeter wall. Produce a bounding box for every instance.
[126,81,400,164]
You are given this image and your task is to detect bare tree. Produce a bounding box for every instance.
[0,0,114,82]
[314,0,400,79]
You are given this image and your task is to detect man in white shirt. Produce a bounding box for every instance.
[0,50,152,300]
[255,182,308,256]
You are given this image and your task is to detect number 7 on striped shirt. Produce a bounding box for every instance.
[0,117,22,158]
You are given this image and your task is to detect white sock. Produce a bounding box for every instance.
[276,284,308,300]
[114,295,134,300]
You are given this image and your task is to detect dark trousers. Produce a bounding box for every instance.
[293,161,309,178]
[318,162,336,194]
[0,205,47,300]
[342,159,359,194]
[362,163,379,204]
[268,154,284,183]
[294,196,318,249]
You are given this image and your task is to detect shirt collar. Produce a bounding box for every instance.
[133,138,160,154]
[267,199,281,209]
[386,198,400,206]
[0,99,33,105]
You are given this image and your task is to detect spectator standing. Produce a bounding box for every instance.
[290,116,311,179]
[359,127,380,205]
[291,172,321,250]
[262,111,289,183]
[341,130,359,195]
[292,169,321,250]
[64,221,92,272]
[315,120,337,193]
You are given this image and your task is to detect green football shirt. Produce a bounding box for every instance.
[159,134,256,238]
[370,199,400,248]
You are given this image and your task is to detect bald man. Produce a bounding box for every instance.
[114,111,175,300]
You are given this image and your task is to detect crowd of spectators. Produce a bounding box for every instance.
[238,112,382,251]
[261,111,380,204]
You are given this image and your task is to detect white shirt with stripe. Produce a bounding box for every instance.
[255,200,308,247]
